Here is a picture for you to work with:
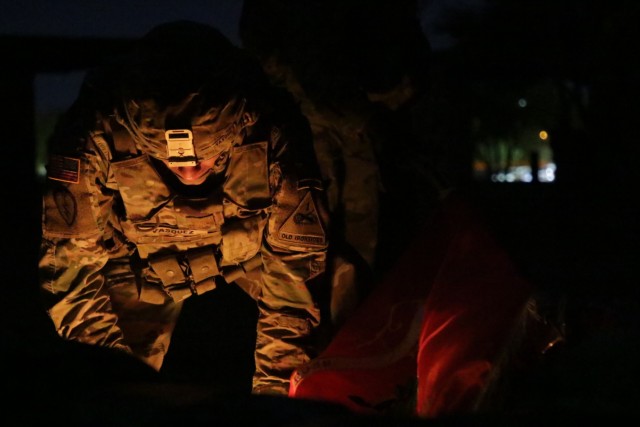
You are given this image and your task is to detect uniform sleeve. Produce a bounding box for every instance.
[251,91,330,395]
[39,128,131,353]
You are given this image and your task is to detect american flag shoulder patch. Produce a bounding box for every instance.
[48,155,80,184]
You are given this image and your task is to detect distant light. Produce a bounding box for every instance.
[488,163,556,184]
[518,98,527,108]
[539,163,556,182]
[539,130,548,140]
[36,163,47,178]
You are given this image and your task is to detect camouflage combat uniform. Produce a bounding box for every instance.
[301,99,381,269]
[297,99,382,328]
[38,45,329,394]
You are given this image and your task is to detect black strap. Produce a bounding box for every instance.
[104,117,139,158]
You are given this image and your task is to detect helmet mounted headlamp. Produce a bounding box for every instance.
[119,96,254,164]
[165,129,196,166]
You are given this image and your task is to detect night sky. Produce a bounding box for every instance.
[1,1,486,54]
[1,0,243,42]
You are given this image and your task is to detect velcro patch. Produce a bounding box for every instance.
[48,155,80,184]
[53,188,77,226]
[278,191,326,248]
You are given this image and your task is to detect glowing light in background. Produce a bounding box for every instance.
[490,163,555,183]
[539,130,548,140]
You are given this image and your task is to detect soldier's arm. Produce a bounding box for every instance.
[251,92,330,395]
[252,242,325,395]
[39,126,131,353]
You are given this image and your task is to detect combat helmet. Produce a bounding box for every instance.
[115,21,261,166]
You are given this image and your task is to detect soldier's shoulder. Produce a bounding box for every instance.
[48,109,105,156]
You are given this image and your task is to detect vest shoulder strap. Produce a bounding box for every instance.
[103,116,139,159]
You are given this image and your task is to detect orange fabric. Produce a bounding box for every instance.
[415,196,532,416]
[289,194,532,417]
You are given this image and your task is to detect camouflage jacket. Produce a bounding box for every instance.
[301,99,382,268]
[38,88,329,395]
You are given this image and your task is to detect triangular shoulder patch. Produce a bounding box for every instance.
[278,191,326,248]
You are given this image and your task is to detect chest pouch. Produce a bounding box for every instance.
[220,215,266,265]
[111,155,172,221]
[147,246,219,302]
[223,141,271,210]
[146,244,263,303]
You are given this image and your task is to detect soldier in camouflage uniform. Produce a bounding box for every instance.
[239,1,384,332]
[38,21,329,396]
[239,0,434,330]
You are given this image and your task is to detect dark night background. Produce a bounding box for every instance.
[1,0,639,424]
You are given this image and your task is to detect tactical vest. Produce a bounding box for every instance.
[105,118,270,303]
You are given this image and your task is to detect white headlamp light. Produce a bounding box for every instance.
[165,129,197,166]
